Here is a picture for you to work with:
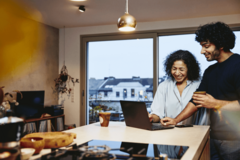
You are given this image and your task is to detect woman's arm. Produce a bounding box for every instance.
[160,102,198,125]
[149,113,160,123]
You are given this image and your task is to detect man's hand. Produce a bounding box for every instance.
[192,93,217,109]
[160,117,178,126]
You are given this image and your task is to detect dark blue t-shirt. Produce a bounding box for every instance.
[191,54,240,140]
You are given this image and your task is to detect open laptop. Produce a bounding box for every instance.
[120,101,174,130]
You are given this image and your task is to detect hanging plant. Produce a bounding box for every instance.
[53,65,79,94]
[53,26,79,95]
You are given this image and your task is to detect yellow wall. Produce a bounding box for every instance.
[0,0,59,106]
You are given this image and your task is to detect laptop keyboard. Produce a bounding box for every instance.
[152,125,163,130]
[151,123,174,130]
[151,123,163,129]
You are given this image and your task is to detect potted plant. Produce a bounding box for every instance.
[53,65,79,95]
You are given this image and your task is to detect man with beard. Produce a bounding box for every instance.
[160,22,240,160]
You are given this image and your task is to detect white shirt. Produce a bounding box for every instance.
[150,78,201,124]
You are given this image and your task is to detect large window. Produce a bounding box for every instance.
[158,31,240,83]
[232,31,240,54]
[86,37,154,124]
[81,30,240,126]
[158,34,214,81]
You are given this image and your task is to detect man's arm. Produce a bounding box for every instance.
[160,102,197,125]
[192,93,240,111]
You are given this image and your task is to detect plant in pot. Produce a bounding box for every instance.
[53,65,79,95]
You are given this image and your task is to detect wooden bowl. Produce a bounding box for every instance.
[20,137,44,154]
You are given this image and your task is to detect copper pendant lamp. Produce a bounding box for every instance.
[117,0,136,31]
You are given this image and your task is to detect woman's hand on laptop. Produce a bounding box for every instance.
[160,117,177,126]
[148,113,153,122]
[148,113,160,123]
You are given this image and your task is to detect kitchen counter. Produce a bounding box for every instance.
[31,122,210,160]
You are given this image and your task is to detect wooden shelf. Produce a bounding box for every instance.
[24,114,65,132]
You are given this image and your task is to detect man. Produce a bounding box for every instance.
[161,22,240,160]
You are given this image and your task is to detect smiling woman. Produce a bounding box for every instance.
[149,50,201,124]
[165,50,201,82]
[171,60,188,84]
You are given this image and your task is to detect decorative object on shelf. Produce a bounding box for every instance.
[0,86,23,117]
[53,26,79,95]
[117,0,136,31]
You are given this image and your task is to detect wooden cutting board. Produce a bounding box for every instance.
[23,132,77,148]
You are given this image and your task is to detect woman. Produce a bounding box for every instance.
[149,50,201,125]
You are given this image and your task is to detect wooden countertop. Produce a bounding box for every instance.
[31,122,210,160]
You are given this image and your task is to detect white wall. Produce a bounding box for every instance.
[59,14,240,127]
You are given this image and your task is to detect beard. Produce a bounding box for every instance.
[205,48,220,61]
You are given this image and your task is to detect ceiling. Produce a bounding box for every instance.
[18,0,240,29]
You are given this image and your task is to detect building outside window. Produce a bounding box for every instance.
[104,92,108,97]
[123,89,127,99]
[131,89,135,97]
[116,91,120,97]
[139,90,143,98]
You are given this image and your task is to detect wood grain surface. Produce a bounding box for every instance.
[23,132,76,148]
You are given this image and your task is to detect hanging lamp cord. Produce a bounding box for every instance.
[125,0,128,14]
[63,26,65,66]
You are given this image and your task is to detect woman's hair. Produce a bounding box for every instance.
[164,50,201,81]
[195,22,235,52]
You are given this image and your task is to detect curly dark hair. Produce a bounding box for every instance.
[195,22,235,52]
[164,50,201,81]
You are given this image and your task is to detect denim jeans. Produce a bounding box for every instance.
[210,139,240,160]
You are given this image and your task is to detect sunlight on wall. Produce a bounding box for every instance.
[0,0,45,84]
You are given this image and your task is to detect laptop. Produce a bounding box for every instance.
[120,101,174,130]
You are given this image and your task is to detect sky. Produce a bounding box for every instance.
[88,31,240,80]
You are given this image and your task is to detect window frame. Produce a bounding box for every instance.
[80,25,240,126]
